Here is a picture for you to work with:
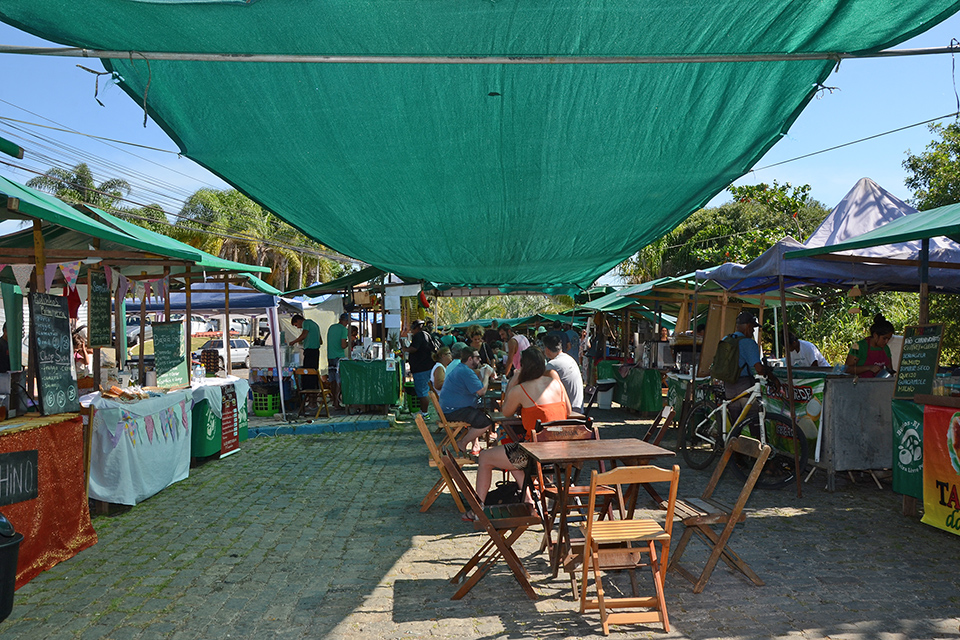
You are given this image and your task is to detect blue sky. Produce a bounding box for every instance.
[2,15,960,233]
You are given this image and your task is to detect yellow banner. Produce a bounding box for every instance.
[921,404,960,535]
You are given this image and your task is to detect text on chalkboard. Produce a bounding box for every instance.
[0,450,38,507]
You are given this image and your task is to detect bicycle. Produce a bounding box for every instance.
[678,376,808,489]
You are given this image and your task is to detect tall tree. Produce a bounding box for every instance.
[903,122,960,210]
[26,162,131,210]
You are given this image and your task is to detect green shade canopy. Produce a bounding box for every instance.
[285,266,384,297]
[2,1,957,290]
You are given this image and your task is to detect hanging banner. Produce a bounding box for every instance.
[763,375,825,457]
[892,399,924,500]
[220,384,240,458]
[921,403,960,536]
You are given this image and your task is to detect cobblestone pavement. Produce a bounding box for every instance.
[3,407,960,639]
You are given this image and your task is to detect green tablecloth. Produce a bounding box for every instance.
[340,359,401,406]
[621,368,663,412]
[665,373,713,416]
[191,399,249,458]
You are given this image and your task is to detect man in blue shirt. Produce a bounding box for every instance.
[439,348,495,455]
[725,312,771,437]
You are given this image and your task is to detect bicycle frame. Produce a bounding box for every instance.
[704,378,768,448]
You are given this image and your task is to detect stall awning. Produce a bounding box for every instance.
[3,1,956,291]
[284,266,384,297]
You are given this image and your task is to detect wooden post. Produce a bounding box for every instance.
[185,266,193,350]
[32,220,46,294]
[779,275,803,498]
[115,279,126,371]
[89,269,101,390]
[163,266,171,318]
[138,272,147,385]
[224,279,232,375]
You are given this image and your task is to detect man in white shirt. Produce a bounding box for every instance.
[788,333,827,367]
[543,334,584,413]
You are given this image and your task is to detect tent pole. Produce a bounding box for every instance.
[224,279,232,376]
[919,238,930,324]
[779,275,802,498]
[185,266,192,351]
[139,272,147,385]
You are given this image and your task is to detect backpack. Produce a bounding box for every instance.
[711,333,745,383]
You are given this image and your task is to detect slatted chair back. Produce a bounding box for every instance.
[428,389,468,454]
[440,452,541,600]
[414,413,466,513]
[643,405,675,447]
[293,368,331,418]
[667,435,771,594]
[579,464,681,635]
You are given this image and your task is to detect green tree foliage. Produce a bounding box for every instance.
[618,181,829,282]
[430,294,568,327]
[26,162,131,210]
[903,122,960,210]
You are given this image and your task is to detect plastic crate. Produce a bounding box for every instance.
[403,381,418,412]
[252,392,280,417]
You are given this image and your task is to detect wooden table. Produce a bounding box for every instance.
[520,438,675,576]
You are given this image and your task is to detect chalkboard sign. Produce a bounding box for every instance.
[87,270,111,348]
[0,450,38,506]
[895,324,943,399]
[30,292,80,415]
[152,321,189,389]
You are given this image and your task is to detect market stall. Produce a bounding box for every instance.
[190,377,251,458]
[0,414,97,589]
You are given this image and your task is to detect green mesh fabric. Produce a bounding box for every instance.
[3,1,958,291]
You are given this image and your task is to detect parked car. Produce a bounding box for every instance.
[204,317,252,336]
[125,316,152,347]
[171,314,208,335]
[193,338,251,369]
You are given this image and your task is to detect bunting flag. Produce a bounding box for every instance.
[144,415,155,444]
[104,266,113,291]
[59,261,82,290]
[0,264,6,276]
[44,264,58,291]
[180,400,189,434]
[143,280,152,303]
[117,274,129,301]
[133,280,145,301]
[11,264,33,292]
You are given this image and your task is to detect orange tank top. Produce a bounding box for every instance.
[519,383,568,437]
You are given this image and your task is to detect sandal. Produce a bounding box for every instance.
[461,510,478,522]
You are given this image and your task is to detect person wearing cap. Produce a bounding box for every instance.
[438,347,496,456]
[724,311,768,432]
[291,313,323,395]
[788,332,827,368]
[325,312,350,409]
[402,319,436,417]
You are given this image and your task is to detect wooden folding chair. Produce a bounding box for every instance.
[441,452,541,601]
[667,435,771,593]
[428,389,470,455]
[294,368,331,419]
[416,413,478,513]
[579,465,680,635]
[643,405,675,447]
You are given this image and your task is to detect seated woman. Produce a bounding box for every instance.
[465,347,570,520]
[429,346,452,394]
[845,313,895,377]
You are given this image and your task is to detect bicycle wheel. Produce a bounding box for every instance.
[730,413,808,490]
[680,400,723,470]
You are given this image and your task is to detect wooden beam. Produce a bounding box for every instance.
[32,220,46,293]
[808,252,960,270]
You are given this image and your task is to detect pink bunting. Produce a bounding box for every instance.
[117,275,129,301]
[104,267,112,290]
[144,281,152,302]
[144,415,155,443]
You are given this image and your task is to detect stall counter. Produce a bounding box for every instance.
[0,414,97,588]
[339,358,401,407]
[88,390,193,505]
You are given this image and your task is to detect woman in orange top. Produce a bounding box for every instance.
[466,347,570,520]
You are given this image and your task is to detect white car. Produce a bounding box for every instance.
[170,314,208,335]
[193,338,251,369]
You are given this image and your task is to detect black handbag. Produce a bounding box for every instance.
[484,480,522,505]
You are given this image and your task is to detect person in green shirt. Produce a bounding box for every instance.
[291,314,323,394]
[326,313,350,408]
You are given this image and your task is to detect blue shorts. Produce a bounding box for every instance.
[412,370,432,398]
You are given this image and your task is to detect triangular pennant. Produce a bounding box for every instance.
[104,267,113,291]
[144,415,155,444]
[60,261,82,290]
[134,281,145,300]
[117,275,129,301]
[44,264,58,291]
[143,281,152,302]
[11,265,33,292]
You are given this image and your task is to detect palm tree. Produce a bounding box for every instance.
[26,162,131,210]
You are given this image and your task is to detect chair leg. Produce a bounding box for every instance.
[649,541,670,633]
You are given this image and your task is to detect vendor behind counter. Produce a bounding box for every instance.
[845,313,895,378]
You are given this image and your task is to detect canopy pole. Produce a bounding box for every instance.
[2,44,956,64]
[185,266,192,355]
[779,275,802,499]
[919,238,930,324]
[138,272,147,385]
[224,280,232,376]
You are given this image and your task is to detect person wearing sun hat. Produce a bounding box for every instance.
[723,311,768,433]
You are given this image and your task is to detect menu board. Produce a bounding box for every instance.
[87,270,112,348]
[30,292,80,415]
[220,384,240,458]
[152,321,189,389]
[895,324,943,399]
